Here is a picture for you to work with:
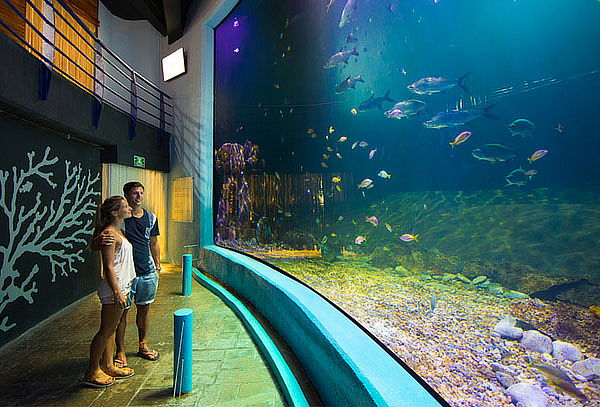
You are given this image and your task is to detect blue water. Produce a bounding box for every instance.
[214,3,600,404]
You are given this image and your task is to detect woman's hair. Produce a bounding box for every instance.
[91,196,125,243]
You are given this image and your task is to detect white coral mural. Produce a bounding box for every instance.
[0,146,99,332]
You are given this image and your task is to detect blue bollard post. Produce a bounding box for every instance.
[173,308,193,396]
[182,254,192,296]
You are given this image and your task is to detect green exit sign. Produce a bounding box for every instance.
[133,155,146,168]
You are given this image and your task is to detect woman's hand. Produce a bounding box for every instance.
[113,291,127,308]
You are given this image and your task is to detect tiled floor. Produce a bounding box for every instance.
[0,264,286,406]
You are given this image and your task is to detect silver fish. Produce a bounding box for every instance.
[505,168,529,187]
[384,99,426,120]
[408,73,470,95]
[339,0,357,28]
[336,75,364,93]
[508,118,535,137]
[423,105,498,128]
[472,144,516,163]
[324,46,359,68]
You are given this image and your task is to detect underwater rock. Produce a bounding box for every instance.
[487,283,504,295]
[520,330,553,354]
[319,235,342,262]
[504,290,529,299]
[441,273,456,282]
[472,275,488,285]
[370,246,398,268]
[491,362,517,376]
[456,273,471,284]
[552,341,582,362]
[495,372,516,389]
[420,274,432,281]
[572,357,600,380]
[493,317,523,340]
[506,382,548,407]
[394,265,409,274]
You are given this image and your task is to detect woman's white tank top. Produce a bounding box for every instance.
[97,235,136,298]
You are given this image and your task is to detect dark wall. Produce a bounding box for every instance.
[0,30,170,172]
[0,113,101,347]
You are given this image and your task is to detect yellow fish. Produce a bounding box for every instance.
[327,147,334,152]
[331,233,337,237]
[274,83,280,89]
[332,176,342,183]
[311,133,318,138]
[338,136,347,142]
[350,108,358,115]
[322,154,330,160]
[329,126,335,133]
[385,223,393,232]
[337,216,344,221]
[307,128,314,134]
[335,185,342,192]
[321,162,328,168]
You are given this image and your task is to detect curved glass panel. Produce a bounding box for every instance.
[214,1,600,405]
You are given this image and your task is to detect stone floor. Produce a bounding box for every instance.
[0,264,287,406]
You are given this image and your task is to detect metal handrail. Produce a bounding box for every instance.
[0,0,173,131]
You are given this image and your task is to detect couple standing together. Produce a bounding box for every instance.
[83,182,161,388]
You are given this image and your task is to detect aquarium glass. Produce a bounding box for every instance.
[214,1,600,405]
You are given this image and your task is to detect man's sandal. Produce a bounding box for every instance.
[137,341,160,361]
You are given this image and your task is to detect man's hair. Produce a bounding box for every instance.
[123,181,144,196]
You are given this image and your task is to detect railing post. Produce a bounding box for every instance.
[173,308,193,396]
[38,0,55,100]
[182,254,192,296]
[92,39,104,127]
[128,71,137,140]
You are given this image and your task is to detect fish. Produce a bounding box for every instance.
[408,73,470,95]
[531,363,587,401]
[331,233,337,237]
[338,216,344,221]
[449,131,472,148]
[352,141,359,149]
[424,105,499,128]
[400,233,419,242]
[385,223,393,232]
[358,141,369,148]
[332,176,342,183]
[321,235,328,244]
[555,123,565,133]
[508,118,535,137]
[324,46,359,68]
[505,168,529,187]
[311,133,318,139]
[336,153,343,159]
[338,136,347,142]
[384,100,426,120]
[307,128,314,134]
[329,126,335,133]
[365,216,379,226]
[336,75,365,93]
[525,169,537,178]
[369,149,377,159]
[377,170,391,179]
[327,147,334,152]
[322,154,330,160]
[345,32,358,43]
[354,235,366,244]
[358,90,394,111]
[350,108,358,115]
[335,185,342,192]
[321,162,328,168]
[528,149,548,163]
[472,144,516,163]
[358,178,373,188]
[339,0,357,28]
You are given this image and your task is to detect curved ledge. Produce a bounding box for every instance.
[192,267,309,407]
[199,244,447,407]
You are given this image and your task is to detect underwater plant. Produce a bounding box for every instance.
[215,141,259,243]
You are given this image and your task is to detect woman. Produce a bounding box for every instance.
[82,196,136,388]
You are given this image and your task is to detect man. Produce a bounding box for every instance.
[100,181,161,365]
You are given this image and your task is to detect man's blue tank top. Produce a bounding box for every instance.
[122,209,160,276]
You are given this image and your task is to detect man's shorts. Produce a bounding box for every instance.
[130,271,159,305]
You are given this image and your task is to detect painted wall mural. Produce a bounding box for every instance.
[0,146,100,333]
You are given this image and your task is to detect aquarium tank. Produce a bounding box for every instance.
[214,1,600,405]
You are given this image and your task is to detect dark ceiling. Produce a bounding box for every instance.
[101,0,194,44]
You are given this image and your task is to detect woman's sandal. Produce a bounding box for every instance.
[109,367,135,380]
[137,340,160,361]
[113,359,128,368]
[82,375,115,388]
